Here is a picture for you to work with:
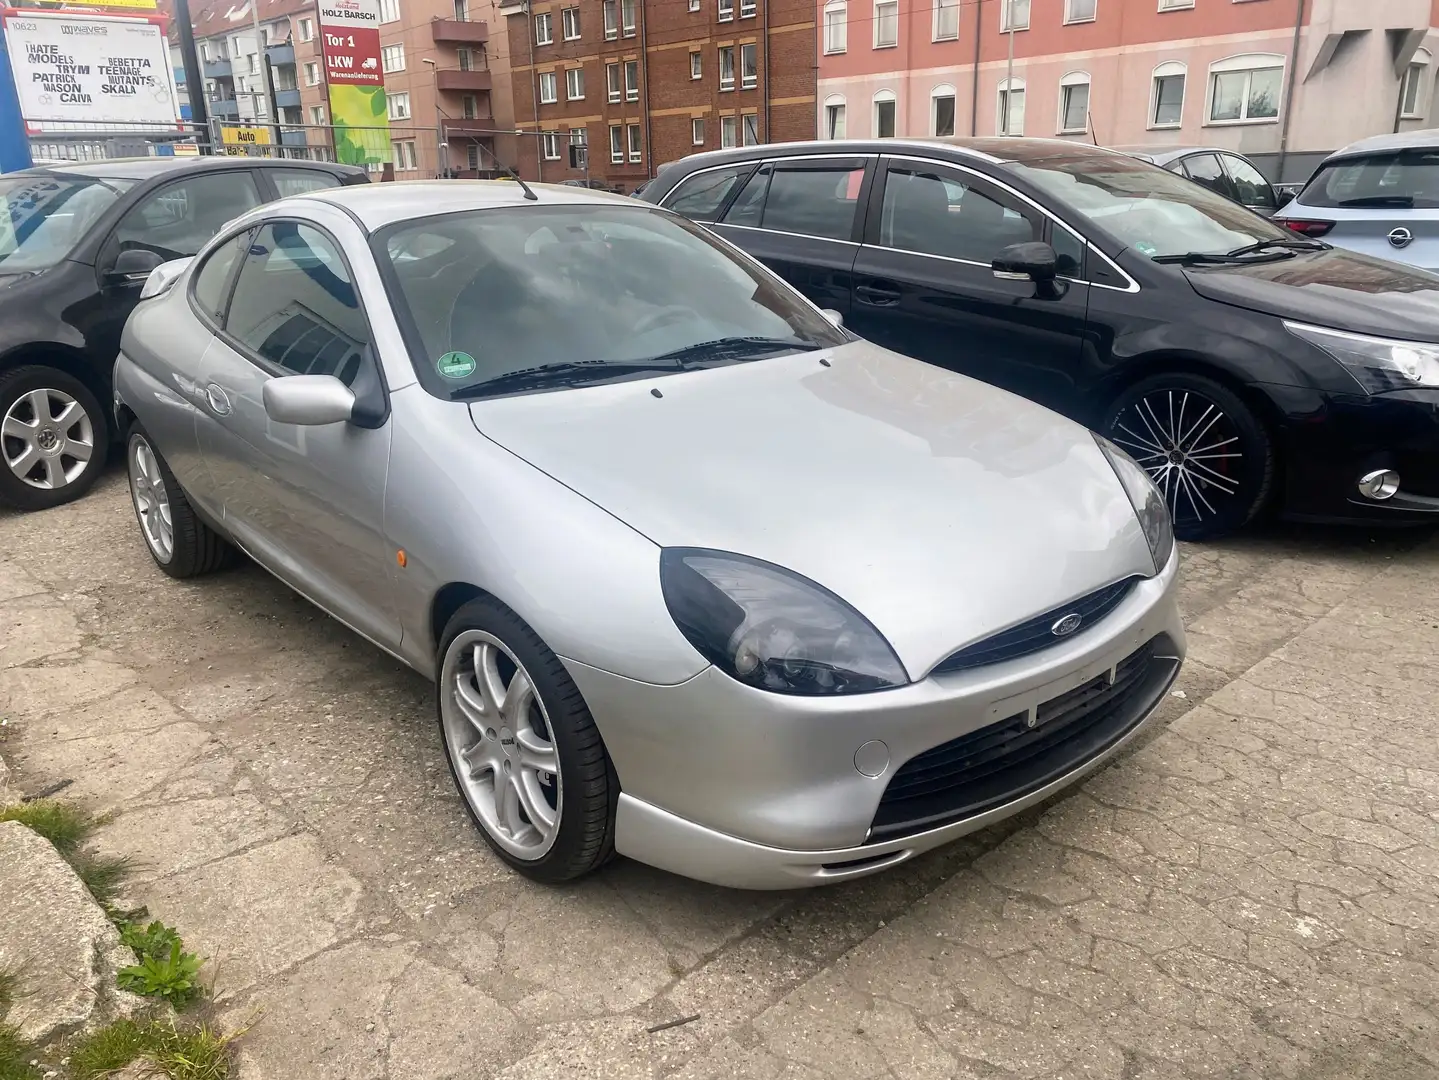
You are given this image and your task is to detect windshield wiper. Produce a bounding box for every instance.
[1152,247,1296,266]
[449,359,684,400]
[643,336,821,366]
[1335,195,1415,208]
[1225,237,1327,256]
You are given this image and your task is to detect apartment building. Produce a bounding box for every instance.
[499,0,817,191]
[817,0,1439,182]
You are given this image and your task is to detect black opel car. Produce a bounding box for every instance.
[0,156,365,511]
[641,138,1439,540]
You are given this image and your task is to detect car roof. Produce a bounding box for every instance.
[11,156,363,182]
[654,137,1132,176]
[1326,127,1439,161]
[305,179,641,230]
[1107,144,1232,165]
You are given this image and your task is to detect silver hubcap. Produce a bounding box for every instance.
[440,630,561,860]
[1111,390,1243,526]
[128,437,174,562]
[2,388,95,490]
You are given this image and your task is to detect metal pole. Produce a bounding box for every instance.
[1004,3,1014,135]
[969,0,982,136]
[248,0,279,149]
[0,15,33,172]
[173,0,212,152]
[1276,0,1305,182]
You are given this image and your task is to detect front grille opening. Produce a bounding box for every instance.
[933,577,1139,675]
[869,637,1174,843]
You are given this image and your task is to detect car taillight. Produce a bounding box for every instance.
[1281,219,1334,238]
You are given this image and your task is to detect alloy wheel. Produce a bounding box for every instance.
[1109,389,1244,530]
[440,630,562,860]
[128,436,174,563]
[2,388,95,491]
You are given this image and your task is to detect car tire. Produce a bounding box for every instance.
[437,598,617,884]
[0,365,109,512]
[1101,372,1275,542]
[126,425,233,578]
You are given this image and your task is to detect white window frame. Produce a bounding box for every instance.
[625,60,639,102]
[721,115,738,147]
[741,0,757,16]
[391,139,416,169]
[628,123,642,162]
[931,83,956,136]
[381,43,405,74]
[566,66,585,100]
[1158,0,1194,10]
[997,76,1025,135]
[690,0,702,9]
[308,104,325,125]
[1064,0,1096,23]
[535,12,553,44]
[719,46,735,91]
[1205,53,1284,125]
[692,117,705,144]
[379,0,400,23]
[297,17,313,42]
[604,0,618,39]
[541,132,561,160]
[1000,0,1029,31]
[823,1,847,54]
[387,91,411,120]
[933,0,959,41]
[538,71,558,104]
[690,50,703,79]
[1149,61,1185,128]
[621,0,637,35]
[874,0,898,48]
[609,125,624,163]
[1402,50,1430,120]
[873,88,896,137]
[1057,70,1090,134]
[718,0,735,21]
[741,43,758,89]
[742,113,759,144]
[823,94,846,138]
[607,62,622,103]
[562,6,581,40]
[303,61,320,87]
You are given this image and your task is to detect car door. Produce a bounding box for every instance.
[1177,153,1239,205]
[195,217,400,649]
[847,157,1091,412]
[90,169,264,375]
[705,155,872,316]
[1219,153,1279,217]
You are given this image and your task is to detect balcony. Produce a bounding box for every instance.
[209,97,239,117]
[279,127,309,147]
[203,58,232,79]
[442,115,495,139]
[435,68,492,92]
[431,17,488,44]
[274,88,302,108]
[266,43,295,65]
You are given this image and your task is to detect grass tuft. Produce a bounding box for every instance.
[0,969,21,1017]
[0,1022,39,1080]
[0,800,95,857]
[69,1018,233,1080]
[73,854,135,909]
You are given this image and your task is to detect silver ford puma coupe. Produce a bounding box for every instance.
[114,181,1184,889]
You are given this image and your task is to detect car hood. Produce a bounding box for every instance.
[467,341,1156,678]
[1182,246,1439,342]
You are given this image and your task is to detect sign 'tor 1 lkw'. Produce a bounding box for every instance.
[316,0,390,165]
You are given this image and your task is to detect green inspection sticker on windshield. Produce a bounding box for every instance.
[437,351,477,380]
[1135,241,1158,256]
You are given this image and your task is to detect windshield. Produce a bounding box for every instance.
[1300,149,1439,208]
[0,175,133,273]
[1012,153,1291,259]
[376,203,848,398]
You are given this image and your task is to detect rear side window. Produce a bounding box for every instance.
[190,231,248,321]
[1301,149,1439,208]
[753,163,865,241]
[662,164,753,221]
[270,168,343,198]
[1180,154,1235,201]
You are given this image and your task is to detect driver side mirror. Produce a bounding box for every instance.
[107,248,165,286]
[1275,189,1295,210]
[263,375,355,426]
[992,242,1058,283]
[821,308,844,328]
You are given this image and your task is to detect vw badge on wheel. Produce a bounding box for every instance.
[1051,613,1083,637]
[1388,227,1414,249]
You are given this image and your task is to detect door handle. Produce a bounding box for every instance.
[204,383,232,416]
[855,284,902,306]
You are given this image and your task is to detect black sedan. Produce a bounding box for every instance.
[0,156,365,511]
[641,138,1439,539]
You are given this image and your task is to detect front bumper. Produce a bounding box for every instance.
[564,548,1184,889]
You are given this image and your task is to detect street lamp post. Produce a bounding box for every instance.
[421,57,446,177]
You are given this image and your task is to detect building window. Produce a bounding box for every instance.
[1158,0,1193,8]
[607,62,622,102]
[998,77,1024,134]
[538,71,558,104]
[690,50,702,79]
[467,143,480,170]
[381,44,404,73]
[308,104,325,125]
[823,1,847,53]
[455,0,468,19]
[379,0,400,23]
[742,113,759,144]
[535,12,553,44]
[874,0,898,47]
[562,6,581,39]
[625,60,639,101]
[934,0,959,41]
[690,0,702,9]
[566,66,585,100]
[824,95,846,138]
[628,123,642,162]
[604,0,618,38]
[462,93,479,119]
[458,47,474,71]
[740,43,758,89]
[873,89,896,137]
[719,46,735,90]
[248,53,258,74]
[692,117,705,144]
[719,0,734,20]
[741,0,757,16]
[721,115,738,147]
[1150,62,1185,127]
[621,0,636,35]
[391,139,417,169]
[387,91,410,120]
[1001,0,1029,31]
[541,133,561,160]
[303,61,320,86]
[1065,0,1096,21]
[297,17,313,41]
[1207,54,1283,123]
[932,85,956,136]
[1058,71,1089,133]
[1402,50,1430,119]
[609,125,624,163]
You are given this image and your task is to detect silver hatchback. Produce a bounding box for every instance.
[114,181,1184,889]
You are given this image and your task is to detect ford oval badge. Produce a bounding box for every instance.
[1051,613,1083,637]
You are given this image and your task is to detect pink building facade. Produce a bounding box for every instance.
[816,0,1439,181]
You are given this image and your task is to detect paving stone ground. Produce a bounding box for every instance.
[1,470,1437,1078]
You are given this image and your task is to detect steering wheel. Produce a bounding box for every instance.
[631,305,693,338]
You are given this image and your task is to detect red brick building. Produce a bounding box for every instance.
[498,0,816,192]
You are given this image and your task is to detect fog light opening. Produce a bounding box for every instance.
[1357,469,1401,501]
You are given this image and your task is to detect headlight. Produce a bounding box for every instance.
[1285,320,1439,394]
[1094,435,1174,574]
[659,549,908,695]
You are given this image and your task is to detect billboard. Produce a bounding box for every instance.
[317,0,389,165]
[1,9,179,133]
